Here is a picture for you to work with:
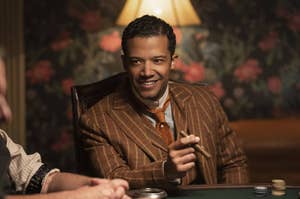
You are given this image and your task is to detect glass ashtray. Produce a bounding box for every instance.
[127,187,168,199]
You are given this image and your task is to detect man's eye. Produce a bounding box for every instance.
[153,59,164,64]
[130,59,142,65]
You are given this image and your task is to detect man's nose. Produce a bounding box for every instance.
[141,61,152,76]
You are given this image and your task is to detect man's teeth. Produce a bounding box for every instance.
[141,81,156,85]
[144,82,154,85]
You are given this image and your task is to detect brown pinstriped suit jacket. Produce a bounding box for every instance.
[79,80,249,188]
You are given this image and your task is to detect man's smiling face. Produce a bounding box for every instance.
[122,35,175,101]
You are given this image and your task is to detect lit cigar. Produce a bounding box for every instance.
[180,131,211,159]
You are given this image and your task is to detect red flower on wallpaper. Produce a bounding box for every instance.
[234,59,262,82]
[209,82,225,99]
[26,60,55,84]
[99,31,121,52]
[79,10,102,32]
[184,62,206,83]
[173,27,182,44]
[268,76,282,94]
[61,78,74,95]
[50,31,73,51]
[288,12,300,32]
[258,31,279,52]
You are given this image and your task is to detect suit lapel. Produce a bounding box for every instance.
[169,89,188,138]
[108,88,168,161]
[187,111,215,184]
[142,118,168,152]
[169,83,191,140]
[170,83,216,184]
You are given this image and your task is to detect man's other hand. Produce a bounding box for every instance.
[164,134,200,180]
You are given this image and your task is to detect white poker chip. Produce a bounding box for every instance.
[254,186,268,192]
[254,186,268,196]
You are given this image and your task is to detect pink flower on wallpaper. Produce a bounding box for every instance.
[194,31,209,41]
[51,131,72,152]
[79,10,102,32]
[174,58,188,72]
[26,60,55,84]
[268,76,282,94]
[234,59,262,82]
[184,62,206,83]
[61,78,74,95]
[50,31,73,51]
[288,12,300,32]
[173,27,182,44]
[209,82,225,99]
[195,33,205,41]
[258,31,279,52]
[99,31,121,52]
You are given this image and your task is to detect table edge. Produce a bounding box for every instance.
[178,184,300,190]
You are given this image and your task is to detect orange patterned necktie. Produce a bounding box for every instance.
[149,97,173,145]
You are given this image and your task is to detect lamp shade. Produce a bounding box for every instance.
[116,0,201,26]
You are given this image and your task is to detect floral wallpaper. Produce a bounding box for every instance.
[25,0,300,171]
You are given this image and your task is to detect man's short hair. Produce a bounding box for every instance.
[121,15,176,56]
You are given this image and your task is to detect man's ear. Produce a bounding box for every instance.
[121,54,128,71]
[171,54,178,69]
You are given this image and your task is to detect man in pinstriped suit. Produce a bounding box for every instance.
[79,15,249,189]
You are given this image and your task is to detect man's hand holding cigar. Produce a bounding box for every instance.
[164,133,201,181]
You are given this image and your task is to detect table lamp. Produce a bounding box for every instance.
[116,0,201,26]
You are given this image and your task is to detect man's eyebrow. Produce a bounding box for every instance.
[126,55,168,60]
[127,56,142,59]
[153,55,167,58]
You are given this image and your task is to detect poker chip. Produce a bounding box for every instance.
[254,186,268,197]
[271,179,286,196]
[272,179,286,187]
[272,190,286,196]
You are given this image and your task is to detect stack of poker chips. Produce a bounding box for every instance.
[272,179,286,196]
[254,186,268,197]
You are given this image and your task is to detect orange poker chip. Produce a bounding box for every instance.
[272,190,285,196]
